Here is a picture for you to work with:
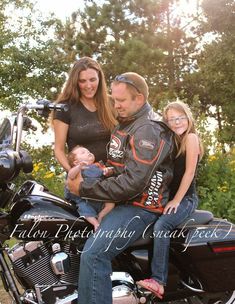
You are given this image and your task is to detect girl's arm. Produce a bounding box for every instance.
[164,133,200,214]
[53,119,70,172]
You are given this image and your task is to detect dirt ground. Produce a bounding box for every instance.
[0,275,23,304]
[0,284,13,304]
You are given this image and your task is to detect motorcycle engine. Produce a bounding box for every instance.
[111,272,143,304]
[8,240,80,303]
[8,242,144,304]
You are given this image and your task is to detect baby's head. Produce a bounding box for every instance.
[68,146,95,167]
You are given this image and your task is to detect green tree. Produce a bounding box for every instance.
[181,0,235,150]
[0,0,69,115]
[54,0,199,109]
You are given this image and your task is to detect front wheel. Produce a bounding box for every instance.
[187,290,235,304]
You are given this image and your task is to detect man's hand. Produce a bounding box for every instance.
[67,171,84,195]
[103,166,114,177]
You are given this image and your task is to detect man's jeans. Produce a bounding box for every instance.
[78,205,158,304]
[151,194,198,285]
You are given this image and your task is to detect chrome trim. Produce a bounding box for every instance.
[180,279,205,293]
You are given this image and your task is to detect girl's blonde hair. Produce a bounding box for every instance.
[54,57,116,131]
[163,101,204,159]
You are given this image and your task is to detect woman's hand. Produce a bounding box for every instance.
[163,200,180,214]
[67,171,84,195]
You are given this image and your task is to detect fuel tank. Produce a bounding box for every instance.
[9,180,93,241]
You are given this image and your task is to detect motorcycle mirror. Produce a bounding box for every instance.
[0,118,14,151]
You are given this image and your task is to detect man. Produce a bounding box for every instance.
[67,72,175,304]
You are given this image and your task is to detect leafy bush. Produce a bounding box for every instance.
[197,148,235,222]
[31,161,65,198]
[14,144,65,198]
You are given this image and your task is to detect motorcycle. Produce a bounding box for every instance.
[0,101,235,304]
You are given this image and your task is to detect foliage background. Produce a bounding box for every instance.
[0,0,234,222]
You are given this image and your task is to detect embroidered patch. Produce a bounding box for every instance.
[145,171,163,206]
[139,139,155,150]
[109,135,124,159]
[110,136,121,150]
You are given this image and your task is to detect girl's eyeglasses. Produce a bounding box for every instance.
[167,116,187,125]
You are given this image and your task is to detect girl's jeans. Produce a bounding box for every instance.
[78,205,158,304]
[151,194,198,285]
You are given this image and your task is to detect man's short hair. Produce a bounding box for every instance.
[114,72,149,100]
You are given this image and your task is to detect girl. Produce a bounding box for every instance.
[137,100,203,299]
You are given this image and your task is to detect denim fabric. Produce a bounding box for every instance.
[65,165,104,217]
[82,164,103,180]
[65,187,103,217]
[78,205,158,304]
[151,194,198,285]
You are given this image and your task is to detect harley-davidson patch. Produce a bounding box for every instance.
[139,139,155,150]
[145,170,163,206]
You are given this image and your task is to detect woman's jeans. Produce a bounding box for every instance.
[78,205,158,304]
[151,194,198,285]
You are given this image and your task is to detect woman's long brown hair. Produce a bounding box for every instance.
[55,57,116,131]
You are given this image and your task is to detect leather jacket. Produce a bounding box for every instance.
[79,103,175,213]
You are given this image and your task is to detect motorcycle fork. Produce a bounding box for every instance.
[0,248,22,304]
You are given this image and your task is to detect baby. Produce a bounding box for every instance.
[66,145,115,231]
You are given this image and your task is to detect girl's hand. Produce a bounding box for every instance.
[163,200,180,214]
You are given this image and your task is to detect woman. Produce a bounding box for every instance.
[137,100,203,299]
[53,57,116,174]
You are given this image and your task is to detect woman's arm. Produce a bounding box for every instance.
[53,119,70,172]
[164,133,200,214]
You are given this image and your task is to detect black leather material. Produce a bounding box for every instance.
[130,209,214,247]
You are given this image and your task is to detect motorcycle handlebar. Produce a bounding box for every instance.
[25,99,68,112]
[0,99,68,183]
[15,99,68,153]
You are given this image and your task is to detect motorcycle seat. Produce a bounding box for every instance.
[177,209,213,228]
[130,209,214,247]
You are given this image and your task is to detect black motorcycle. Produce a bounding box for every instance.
[0,101,235,304]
